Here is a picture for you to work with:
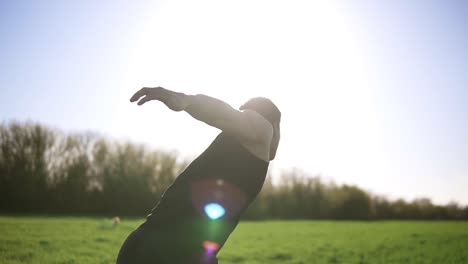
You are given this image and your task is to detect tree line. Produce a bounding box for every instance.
[1,121,467,220]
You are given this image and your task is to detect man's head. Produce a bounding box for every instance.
[239,97,281,125]
[240,97,281,160]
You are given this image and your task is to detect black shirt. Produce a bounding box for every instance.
[140,132,269,255]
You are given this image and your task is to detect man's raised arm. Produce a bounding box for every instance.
[130,87,271,143]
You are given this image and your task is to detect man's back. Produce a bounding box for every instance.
[141,132,269,256]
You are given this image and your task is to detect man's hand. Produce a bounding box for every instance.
[130,87,188,112]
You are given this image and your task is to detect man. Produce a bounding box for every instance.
[117,87,281,264]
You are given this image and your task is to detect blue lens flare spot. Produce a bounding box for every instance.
[204,203,225,220]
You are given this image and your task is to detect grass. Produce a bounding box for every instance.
[0,216,467,263]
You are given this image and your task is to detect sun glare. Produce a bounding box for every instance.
[115,0,384,190]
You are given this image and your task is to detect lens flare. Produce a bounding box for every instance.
[203,240,220,254]
[204,203,225,220]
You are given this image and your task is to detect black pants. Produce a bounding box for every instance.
[116,227,218,264]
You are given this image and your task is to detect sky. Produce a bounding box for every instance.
[1,0,467,205]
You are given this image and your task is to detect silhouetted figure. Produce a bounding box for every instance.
[117,87,281,264]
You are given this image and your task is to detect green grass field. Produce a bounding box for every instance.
[0,216,467,264]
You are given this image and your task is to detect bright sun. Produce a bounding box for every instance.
[115,0,384,188]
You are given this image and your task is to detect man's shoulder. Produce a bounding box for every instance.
[240,109,273,140]
[234,110,273,161]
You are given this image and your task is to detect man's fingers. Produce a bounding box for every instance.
[137,95,152,105]
[130,88,148,102]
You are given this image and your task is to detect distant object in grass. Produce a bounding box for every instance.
[112,216,120,227]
